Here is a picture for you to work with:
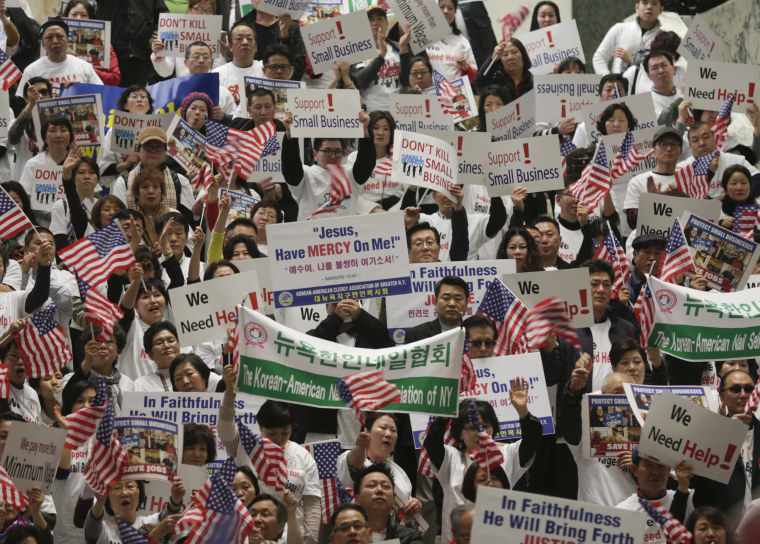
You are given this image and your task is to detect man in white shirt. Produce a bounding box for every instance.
[643,50,682,119]
[213,21,264,108]
[593,0,664,74]
[17,19,103,98]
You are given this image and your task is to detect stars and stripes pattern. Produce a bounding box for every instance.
[418,417,458,477]
[205,119,235,178]
[76,273,124,343]
[560,136,577,177]
[476,278,529,355]
[466,401,504,471]
[65,378,108,450]
[237,422,287,492]
[460,352,476,394]
[0,48,21,91]
[304,440,346,524]
[58,220,136,287]
[0,185,33,239]
[732,204,758,239]
[0,465,28,512]
[309,163,352,218]
[191,162,215,195]
[593,227,632,298]
[373,157,393,176]
[525,297,581,351]
[673,151,717,199]
[710,93,735,150]
[568,142,610,212]
[658,218,696,284]
[14,301,71,378]
[211,121,277,181]
[637,497,693,544]
[610,129,654,180]
[84,400,129,497]
[336,371,401,427]
[117,516,160,544]
[433,70,460,118]
[746,380,760,414]
[633,281,656,347]
[0,364,8,398]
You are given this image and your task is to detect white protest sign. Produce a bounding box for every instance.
[639,391,746,484]
[471,487,645,544]
[597,127,657,185]
[517,20,585,75]
[0,92,9,139]
[502,268,593,328]
[391,130,457,201]
[110,111,175,154]
[169,269,261,345]
[385,0,449,54]
[1,422,67,494]
[157,13,224,57]
[483,134,563,197]
[422,75,478,122]
[638,194,721,239]
[30,166,63,215]
[232,258,275,314]
[418,130,490,184]
[745,274,760,290]
[685,60,760,113]
[533,74,601,123]
[302,11,376,74]
[245,132,285,182]
[581,93,657,145]
[177,463,209,502]
[485,90,536,140]
[289,88,363,138]
[678,14,722,62]
[257,0,310,17]
[267,211,412,308]
[390,94,453,132]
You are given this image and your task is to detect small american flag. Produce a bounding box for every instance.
[205,119,235,178]
[461,352,476,394]
[0,185,32,239]
[117,516,160,544]
[610,129,654,180]
[0,48,21,91]
[637,497,693,544]
[336,371,401,427]
[418,417,458,477]
[633,281,656,347]
[76,273,124,343]
[309,163,352,218]
[525,297,581,351]
[15,301,71,378]
[559,136,577,177]
[466,401,504,471]
[192,162,215,195]
[260,132,280,157]
[674,151,716,199]
[84,400,129,497]
[0,365,8,398]
[576,141,610,212]
[237,422,287,492]
[65,378,108,450]
[231,121,278,180]
[0,465,28,512]
[594,227,631,298]
[433,70,460,118]
[658,218,696,285]
[710,93,734,150]
[746,380,760,414]
[304,440,345,524]
[732,204,758,239]
[477,278,529,355]
[58,220,136,287]
[373,152,393,176]
[498,5,530,42]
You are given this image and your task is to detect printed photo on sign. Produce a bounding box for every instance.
[581,394,640,459]
[384,0,449,54]
[257,0,310,18]
[533,73,601,123]
[517,20,585,75]
[110,111,175,154]
[622,383,714,426]
[157,13,224,57]
[289,88,364,138]
[166,116,206,173]
[422,75,477,122]
[299,0,343,26]
[243,76,304,121]
[58,17,111,69]
[220,188,261,226]
[685,60,759,113]
[677,14,722,62]
[483,134,563,197]
[33,94,104,147]
[302,11,376,75]
[390,94,453,132]
[115,417,181,483]
[485,89,536,141]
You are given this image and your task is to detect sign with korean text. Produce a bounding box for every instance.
[110,111,175,154]
[485,90,536,140]
[157,13,224,57]
[637,194,720,240]
[302,11,376,75]
[289,88,364,137]
[1,422,66,494]
[517,20,585,75]
[390,94,453,133]
[677,14,722,62]
[685,60,759,113]
[384,0,450,54]
[391,130,457,201]
[581,395,640,459]
[534,74,601,123]
[483,134,563,197]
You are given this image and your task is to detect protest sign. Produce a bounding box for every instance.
[157,13,223,57]
[685,60,759,113]
[58,17,111,69]
[638,391,746,483]
[534,74,601,123]
[391,130,457,201]
[681,211,760,291]
[637,194,720,240]
[517,20,585,75]
[170,269,262,345]
[166,116,206,173]
[646,275,760,361]
[232,258,275,314]
[485,90,536,140]
[257,0,310,17]
[745,274,760,289]
[483,134,564,197]
[599,127,657,185]
[422,75,478,122]
[581,93,657,146]
[471,487,645,544]
[501,268,593,328]
[267,212,411,308]
[390,94,454,132]
[243,76,304,121]
[236,307,464,416]
[178,463,210,501]
[239,132,285,183]
[29,165,63,216]
[110,111,175,154]
[302,11,376,74]
[677,14,722,62]
[34,94,104,147]
[115,417,181,482]
[299,0,342,26]
[384,0,449,54]
[622,383,716,426]
[417,130,489,184]
[0,92,8,139]
[1,422,66,494]
[581,395,640,459]
[219,188,262,225]
[386,261,515,344]
[289,88,363,138]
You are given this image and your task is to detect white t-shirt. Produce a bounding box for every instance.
[462,185,514,261]
[119,317,155,381]
[213,61,264,107]
[18,151,62,226]
[0,290,27,337]
[17,55,103,97]
[426,33,476,83]
[355,49,401,114]
[651,88,682,119]
[52,442,90,544]
[624,172,675,211]
[557,222,584,263]
[9,382,41,423]
[567,440,637,505]
[345,151,404,206]
[49,196,96,244]
[615,489,694,544]
[420,210,493,261]
[590,319,613,392]
[290,163,361,221]
[95,512,161,544]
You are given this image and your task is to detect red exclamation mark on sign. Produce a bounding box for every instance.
[749,82,756,103]
[336,20,345,40]
[523,143,531,164]
[547,30,555,48]
[249,292,259,310]
[327,94,334,112]
[720,444,737,470]
[579,290,590,314]
[425,99,431,118]
[515,103,521,120]
[457,136,463,157]
[561,99,566,118]
[709,42,715,55]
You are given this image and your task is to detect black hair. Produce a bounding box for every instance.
[91,195,126,229]
[406,222,440,249]
[262,43,294,65]
[685,507,735,544]
[28,371,65,419]
[229,21,256,42]
[313,138,345,153]
[24,226,53,247]
[117,85,155,114]
[721,164,754,214]
[599,74,628,96]
[183,422,217,464]
[331,503,368,529]
[496,227,543,272]
[226,217,258,237]
[364,412,398,432]
[439,0,462,34]
[247,86,276,108]
[60,378,96,417]
[81,323,128,355]
[133,245,161,278]
[105,480,146,516]
[529,1,560,31]
[609,337,646,368]
[687,120,711,139]
[136,277,170,306]
[0,247,7,281]
[463,314,498,340]
[557,56,585,74]
[368,110,395,150]
[143,321,178,357]
[1,181,36,226]
[41,116,73,150]
[505,38,532,77]
[434,275,470,299]
[461,462,510,502]
[720,369,755,393]
[63,0,95,17]
[251,493,288,526]
[23,77,52,98]
[353,463,395,495]
[450,398,500,444]
[643,50,674,72]
[477,85,515,132]
[155,211,190,236]
[582,258,615,284]
[235,465,261,505]
[256,400,293,429]
[597,103,637,136]
[716,359,758,380]
[650,31,681,61]
[251,200,284,224]
[73,156,100,183]
[0,412,24,424]
[4,525,49,544]
[203,260,240,281]
[532,215,559,231]
[169,354,211,391]
[407,56,433,78]
[184,40,212,60]
[223,234,262,260]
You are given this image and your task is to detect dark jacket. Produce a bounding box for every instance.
[473,61,533,97]
[459,1,497,68]
[238,10,307,81]
[95,0,168,62]
[403,319,443,345]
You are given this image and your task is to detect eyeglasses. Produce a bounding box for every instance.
[410,70,431,78]
[36,88,51,96]
[469,339,495,348]
[648,63,670,73]
[333,522,369,534]
[153,337,178,348]
[655,141,680,149]
[265,63,292,71]
[412,239,438,248]
[129,93,149,101]
[726,384,754,394]
[142,142,165,152]
[319,148,343,156]
[189,4,215,14]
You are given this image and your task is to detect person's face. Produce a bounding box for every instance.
[88,337,119,371]
[467,324,496,359]
[439,0,456,25]
[249,95,275,125]
[719,359,750,377]
[231,471,257,506]
[534,221,561,259]
[37,371,64,407]
[26,232,55,257]
[461,414,494,451]
[253,206,278,232]
[138,140,166,168]
[372,118,391,148]
[330,509,371,544]
[99,201,120,226]
[67,4,90,18]
[367,415,398,460]
[636,0,663,26]
[605,109,629,135]
[166,223,188,259]
[435,284,468,325]
[182,441,208,466]
[136,178,163,209]
[149,329,180,368]
[4,343,26,385]
[688,124,717,158]
[230,25,257,63]
[316,140,343,168]
[589,271,612,314]
[368,12,388,35]
[473,466,504,494]
[409,61,432,89]
[615,349,646,384]
[42,26,69,57]
[6,190,24,211]
[595,406,605,417]
[433,190,457,218]
[212,265,236,279]
[647,55,675,89]
[71,387,97,413]
[186,100,208,131]
[408,229,439,263]
[556,188,578,219]
[453,510,474,544]
[231,242,253,260]
[173,362,206,392]
[136,287,166,324]
[261,425,291,448]
[501,43,524,75]
[0,421,10,459]
[561,62,584,74]
[726,171,751,202]
[75,161,98,193]
[263,54,294,80]
[188,0,214,14]
[720,371,755,416]
[599,81,626,101]
[506,234,529,271]
[250,500,285,541]
[228,225,257,242]
[108,481,141,518]
[536,4,558,28]
[632,457,670,497]
[125,90,151,115]
[692,516,726,544]
[185,45,212,74]
[45,124,71,151]
[634,243,663,276]
[654,136,681,166]
[356,471,394,514]
[483,94,505,115]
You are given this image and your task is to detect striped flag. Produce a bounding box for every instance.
[237,422,287,492]
[568,142,610,212]
[304,440,346,524]
[0,465,28,512]
[710,93,734,150]
[0,48,21,91]
[205,119,235,178]
[14,301,71,378]
[0,185,33,239]
[76,273,124,343]
[336,371,401,427]
[746,380,760,414]
[64,378,108,450]
[226,121,277,180]
[433,70,460,118]
[117,516,160,544]
[593,227,632,298]
[633,281,656,346]
[418,418,458,477]
[560,136,577,177]
[0,364,8,398]
[498,5,530,41]
[191,162,215,195]
[58,220,136,287]
[525,297,581,351]
[637,497,693,544]
[84,400,129,497]
[610,83,620,99]
[610,129,654,180]
[466,401,504,471]
[476,278,529,355]
[309,163,352,218]
[673,151,716,199]
[658,218,696,285]
[461,352,476,394]
[732,204,758,239]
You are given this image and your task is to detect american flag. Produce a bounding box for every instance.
[418,417,458,477]
[633,281,656,346]
[732,204,758,239]
[76,273,124,343]
[498,5,530,42]
[525,297,581,351]
[466,401,504,471]
[84,400,129,497]
[673,151,716,199]
[309,163,353,218]
[710,93,735,150]
[304,440,346,524]
[0,48,21,91]
[65,378,108,450]
[637,497,693,544]
[560,136,577,177]
[0,185,32,239]
[14,301,71,378]
[593,227,632,298]
[58,220,136,287]
[476,278,529,355]
[336,371,401,427]
[205,119,235,178]
[573,141,610,212]
[237,422,287,492]
[374,154,393,176]
[217,121,277,181]
[433,70,460,118]
[192,162,215,195]
[461,352,476,394]
[117,516,160,544]
[610,83,620,100]
[746,380,760,414]
[0,364,8,398]
[0,465,28,512]
[610,129,654,180]
[658,218,696,285]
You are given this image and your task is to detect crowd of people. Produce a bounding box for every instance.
[0,0,758,543]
